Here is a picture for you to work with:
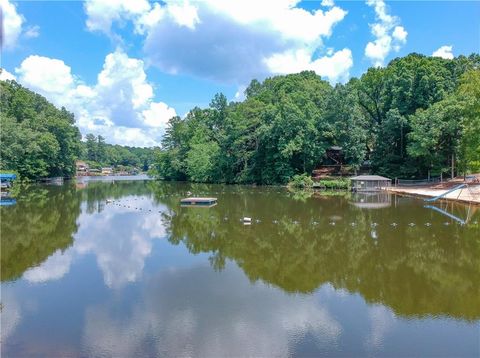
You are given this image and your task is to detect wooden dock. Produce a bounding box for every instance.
[180,197,217,207]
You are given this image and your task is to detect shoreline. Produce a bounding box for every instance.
[386,185,480,205]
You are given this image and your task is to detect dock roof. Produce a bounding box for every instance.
[350,175,391,181]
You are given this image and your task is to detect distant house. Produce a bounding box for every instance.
[101,167,113,175]
[350,175,391,192]
[76,160,89,174]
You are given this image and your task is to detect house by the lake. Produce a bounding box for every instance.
[101,167,113,175]
[76,160,89,175]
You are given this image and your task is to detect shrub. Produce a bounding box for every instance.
[288,173,314,189]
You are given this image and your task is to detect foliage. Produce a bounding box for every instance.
[154,53,480,181]
[313,178,350,189]
[288,173,314,189]
[0,80,81,179]
[79,133,157,172]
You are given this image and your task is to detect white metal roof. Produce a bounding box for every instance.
[350,175,391,181]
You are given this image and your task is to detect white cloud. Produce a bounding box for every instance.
[23,250,73,283]
[15,51,176,146]
[24,24,40,38]
[202,0,347,43]
[432,45,454,60]
[84,0,151,34]
[365,305,396,350]
[364,0,408,67]
[0,67,16,81]
[83,264,342,357]
[265,48,353,84]
[392,26,407,42]
[167,0,200,29]
[15,55,75,94]
[0,0,24,50]
[85,0,350,84]
[22,199,169,287]
[321,0,335,7]
[0,290,22,343]
[143,102,177,128]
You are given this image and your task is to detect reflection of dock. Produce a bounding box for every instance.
[350,192,391,209]
[424,205,465,225]
[181,197,217,207]
[424,200,476,225]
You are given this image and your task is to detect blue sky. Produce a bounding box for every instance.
[1,0,478,146]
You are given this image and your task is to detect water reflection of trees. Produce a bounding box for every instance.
[80,180,153,213]
[1,184,81,282]
[152,183,480,321]
[1,179,155,282]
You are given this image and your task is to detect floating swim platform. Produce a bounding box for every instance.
[180,197,217,207]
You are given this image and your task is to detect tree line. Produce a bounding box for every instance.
[155,53,480,184]
[81,134,155,172]
[0,77,156,179]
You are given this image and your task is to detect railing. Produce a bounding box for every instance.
[396,177,442,187]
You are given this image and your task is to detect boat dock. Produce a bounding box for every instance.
[386,184,480,205]
[180,197,218,207]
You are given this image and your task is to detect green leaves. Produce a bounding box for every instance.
[0,80,81,179]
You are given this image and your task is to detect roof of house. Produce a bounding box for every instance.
[350,175,391,181]
[329,146,343,151]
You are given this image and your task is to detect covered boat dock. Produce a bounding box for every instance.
[350,175,391,192]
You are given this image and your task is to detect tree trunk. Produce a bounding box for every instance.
[451,153,455,179]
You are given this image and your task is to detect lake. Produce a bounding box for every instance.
[1,179,479,357]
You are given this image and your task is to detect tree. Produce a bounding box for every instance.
[0,80,81,179]
[97,135,106,163]
[86,133,97,162]
[458,70,480,172]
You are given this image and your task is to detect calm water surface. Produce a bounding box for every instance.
[1,179,479,357]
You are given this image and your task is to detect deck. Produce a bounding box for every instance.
[180,197,218,206]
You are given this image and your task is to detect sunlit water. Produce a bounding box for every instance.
[1,179,479,357]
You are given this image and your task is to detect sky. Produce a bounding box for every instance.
[0,0,479,147]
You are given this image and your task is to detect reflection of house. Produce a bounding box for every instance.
[351,192,392,209]
[101,167,113,175]
[350,175,391,192]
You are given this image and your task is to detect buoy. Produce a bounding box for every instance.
[243,217,252,223]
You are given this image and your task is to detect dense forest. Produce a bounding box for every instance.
[0,79,155,179]
[155,53,480,184]
[1,53,479,182]
[0,80,81,179]
[79,134,156,172]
